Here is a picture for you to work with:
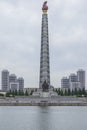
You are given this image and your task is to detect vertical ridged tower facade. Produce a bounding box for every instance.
[39,1,50,88]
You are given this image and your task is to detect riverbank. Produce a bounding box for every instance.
[0,96,87,106]
[0,103,87,106]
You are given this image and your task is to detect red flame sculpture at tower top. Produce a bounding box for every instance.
[42,1,48,11]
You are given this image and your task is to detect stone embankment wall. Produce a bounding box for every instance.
[0,96,87,106]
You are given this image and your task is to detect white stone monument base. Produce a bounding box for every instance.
[33,89,58,98]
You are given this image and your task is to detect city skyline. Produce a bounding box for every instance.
[0,0,87,89]
[61,69,85,91]
[1,69,24,91]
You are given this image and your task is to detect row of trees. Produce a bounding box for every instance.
[54,88,86,97]
[3,88,87,97]
[6,89,36,97]
[0,93,4,97]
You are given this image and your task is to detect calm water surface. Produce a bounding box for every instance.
[0,106,87,130]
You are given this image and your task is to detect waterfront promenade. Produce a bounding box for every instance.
[0,96,87,106]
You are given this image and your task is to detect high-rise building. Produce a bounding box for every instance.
[39,1,50,88]
[17,77,24,91]
[61,69,86,91]
[1,70,24,91]
[77,69,85,89]
[9,74,17,91]
[1,70,9,91]
[70,82,81,91]
[61,77,69,89]
[9,74,17,83]
[69,73,77,82]
[10,82,19,91]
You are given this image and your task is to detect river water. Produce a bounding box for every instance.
[0,106,87,130]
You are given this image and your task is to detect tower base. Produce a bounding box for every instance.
[32,89,58,98]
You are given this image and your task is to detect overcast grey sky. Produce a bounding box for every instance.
[0,0,87,89]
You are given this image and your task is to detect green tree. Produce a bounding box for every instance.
[64,89,68,96]
[74,88,77,95]
[58,88,61,95]
[9,89,11,95]
[78,89,82,96]
[53,88,55,92]
[6,92,10,97]
[18,90,22,96]
[68,88,71,96]
[82,88,85,95]
[14,90,18,96]
[0,93,4,97]
[21,90,24,96]
[12,91,15,97]
[35,88,37,92]
[60,89,63,96]
[71,89,74,96]
[25,90,28,96]
[30,90,34,95]
[55,88,58,93]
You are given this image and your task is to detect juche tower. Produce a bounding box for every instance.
[39,1,50,88]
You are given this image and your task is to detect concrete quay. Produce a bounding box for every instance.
[0,96,87,106]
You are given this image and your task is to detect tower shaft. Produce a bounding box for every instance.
[39,13,50,88]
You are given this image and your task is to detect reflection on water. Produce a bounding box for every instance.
[37,107,51,130]
[0,106,87,130]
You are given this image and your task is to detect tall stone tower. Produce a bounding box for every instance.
[39,1,50,88]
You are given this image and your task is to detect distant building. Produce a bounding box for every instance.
[9,74,17,83]
[77,69,85,89]
[10,82,19,91]
[70,82,81,91]
[1,70,9,91]
[61,77,69,89]
[69,73,78,91]
[1,70,24,92]
[61,69,86,91]
[17,77,24,91]
[69,73,77,82]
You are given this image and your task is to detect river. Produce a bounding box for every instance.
[0,106,87,130]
